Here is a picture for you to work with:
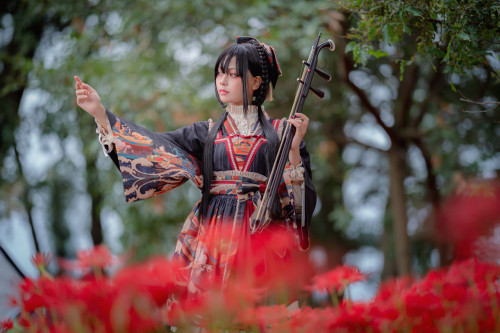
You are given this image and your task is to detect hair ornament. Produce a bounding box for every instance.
[236,36,282,90]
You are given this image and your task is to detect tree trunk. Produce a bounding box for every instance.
[13,145,40,253]
[1,3,45,253]
[90,192,104,246]
[86,150,104,246]
[388,144,411,276]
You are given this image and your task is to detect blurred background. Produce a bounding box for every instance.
[1,0,499,300]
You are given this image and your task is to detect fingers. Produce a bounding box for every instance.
[74,75,94,92]
[76,88,89,102]
[76,96,87,105]
[289,113,309,129]
[74,75,82,89]
[76,89,89,97]
[294,113,309,123]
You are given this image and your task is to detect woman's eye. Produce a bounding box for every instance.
[217,71,238,78]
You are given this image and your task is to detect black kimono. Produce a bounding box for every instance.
[97,106,316,295]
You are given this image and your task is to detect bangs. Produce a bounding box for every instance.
[215,44,249,76]
[214,44,252,109]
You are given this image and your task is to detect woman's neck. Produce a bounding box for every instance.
[226,104,258,115]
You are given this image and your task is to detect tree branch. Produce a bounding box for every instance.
[411,65,443,128]
[340,136,388,153]
[397,64,419,127]
[458,90,500,113]
[13,145,40,252]
[411,138,440,206]
[341,53,395,141]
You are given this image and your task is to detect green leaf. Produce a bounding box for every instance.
[450,80,457,92]
[397,59,408,81]
[405,6,422,17]
[352,45,369,66]
[443,36,455,63]
[345,41,356,53]
[403,24,411,36]
[367,49,389,58]
[382,24,392,45]
[458,32,471,41]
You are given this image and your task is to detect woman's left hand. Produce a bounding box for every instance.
[288,113,309,166]
[288,113,309,150]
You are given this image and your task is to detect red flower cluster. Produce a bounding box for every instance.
[3,185,500,333]
[306,265,366,293]
[5,246,499,333]
[7,255,183,332]
[0,319,13,331]
[58,245,118,277]
[436,179,500,259]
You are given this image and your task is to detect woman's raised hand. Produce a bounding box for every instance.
[74,76,106,120]
[288,112,309,167]
[288,113,309,150]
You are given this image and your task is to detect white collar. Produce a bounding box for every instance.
[226,104,259,136]
[226,104,259,115]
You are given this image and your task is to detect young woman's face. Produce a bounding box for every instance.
[216,56,261,106]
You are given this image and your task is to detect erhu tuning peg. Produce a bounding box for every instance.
[315,67,331,81]
[297,79,326,99]
[302,61,332,82]
[309,85,325,99]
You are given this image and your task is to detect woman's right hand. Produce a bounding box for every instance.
[74,75,106,120]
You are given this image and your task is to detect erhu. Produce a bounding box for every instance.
[251,32,335,234]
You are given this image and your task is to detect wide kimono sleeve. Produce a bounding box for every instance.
[99,109,208,202]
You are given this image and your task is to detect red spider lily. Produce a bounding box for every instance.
[31,252,53,279]
[10,243,500,332]
[235,227,314,300]
[436,179,500,260]
[374,276,415,302]
[75,244,113,269]
[238,304,291,332]
[366,259,500,332]
[17,315,30,329]
[31,252,51,269]
[306,265,366,294]
[0,318,13,332]
[170,276,271,330]
[113,257,183,307]
[222,277,267,309]
[437,258,500,291]
[171,290,238,330]
[6,295,18,308]
[14,256,186,332]
[109,292,163,333]
[288,307,336,333]
[18,278,47,312]
[58,245,116,277]
[193,223,312,304]
[325,303,375,332]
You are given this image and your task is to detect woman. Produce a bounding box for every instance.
[74,36,316,298]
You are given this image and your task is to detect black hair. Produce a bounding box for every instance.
[199,40,281,219]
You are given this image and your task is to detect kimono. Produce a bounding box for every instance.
[96,105,316,297]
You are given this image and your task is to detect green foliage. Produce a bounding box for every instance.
[340,0,500,79]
